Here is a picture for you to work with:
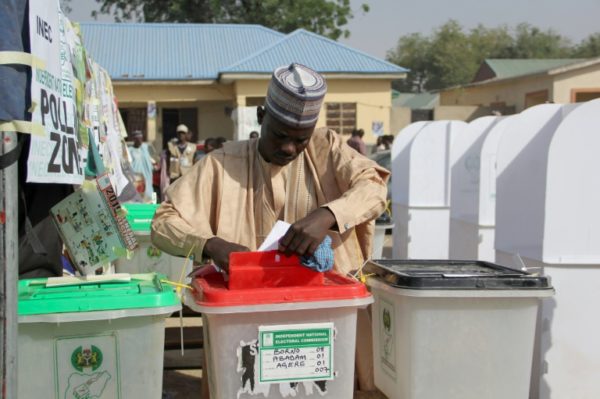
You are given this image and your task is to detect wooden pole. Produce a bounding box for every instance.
[0,131,18,398]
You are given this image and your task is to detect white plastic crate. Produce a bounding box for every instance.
[367,260,553,399]
[18,275,180,399]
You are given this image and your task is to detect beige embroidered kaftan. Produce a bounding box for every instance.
[151,127,389,275]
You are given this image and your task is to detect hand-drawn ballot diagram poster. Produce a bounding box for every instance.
[50,175,137,274]
[28,0,83,184]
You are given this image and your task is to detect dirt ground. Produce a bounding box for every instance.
[162,369,202,399]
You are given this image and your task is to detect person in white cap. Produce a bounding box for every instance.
[152,63,388,392]
[166,124,196,181]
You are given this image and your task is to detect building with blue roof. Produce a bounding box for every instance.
[79,23,406,146]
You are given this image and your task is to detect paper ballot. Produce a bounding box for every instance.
[187,222,291,280]
[258,220,291,251]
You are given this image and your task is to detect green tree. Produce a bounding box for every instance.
[386,20,584,92]
[508,23,571,58]
[469,24,514,61]
[386,33,431,92]
[571,33,600,57]
[84,0,369,40]
[426,20,475,90]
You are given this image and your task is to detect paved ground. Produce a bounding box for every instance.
[162,233,394,398]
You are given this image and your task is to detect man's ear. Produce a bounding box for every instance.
[257,106,265,125]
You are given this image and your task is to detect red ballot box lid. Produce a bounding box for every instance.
[191,251,370,307]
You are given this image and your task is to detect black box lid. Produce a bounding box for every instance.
[365,259,552,290]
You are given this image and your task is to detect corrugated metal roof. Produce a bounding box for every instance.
[80,23,407,80]
[393,92,438,109]
[485,58,585,80]
[80,23,285,80]
[222,29,407,75]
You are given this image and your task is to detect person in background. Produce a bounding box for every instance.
[159,149,170,200]
[204,137,217,153]
[374,135,386,152]
[152,63,389,393]
[194,138,208,164]
[193,146,204,164]
[194,137,222,164]
[347,128,367,155]
[383,134,394,149]
[128,130,155,202]
[374,134,394,153]
[167,124,196,181]
[215,136,227,149]
[249,130,259,139]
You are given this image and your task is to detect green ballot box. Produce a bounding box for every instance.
[18,273,180,399]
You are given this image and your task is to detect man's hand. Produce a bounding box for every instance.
[203,237,250,272]
[278,208,336,257]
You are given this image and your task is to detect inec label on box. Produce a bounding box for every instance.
[55,333,120,398]
[379,296,396,378]
[258,323,334,383]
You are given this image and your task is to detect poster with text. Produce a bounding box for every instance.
[28,0,83,184]
[233,106,261,141]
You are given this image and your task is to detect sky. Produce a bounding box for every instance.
[66,0,600,59]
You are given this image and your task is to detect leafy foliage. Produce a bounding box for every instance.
[387,33,431,93]
[387,20,600,92]
[508,23,571,58]
[571,33,600,58]
[83,0,369,40]
[426,20,476,91]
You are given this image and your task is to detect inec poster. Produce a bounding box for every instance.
[28,0,83,184]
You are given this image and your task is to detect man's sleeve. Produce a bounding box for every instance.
[322,131,390,234]
[151,155,220,261]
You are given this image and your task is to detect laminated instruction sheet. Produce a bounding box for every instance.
[50,174,137,274]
